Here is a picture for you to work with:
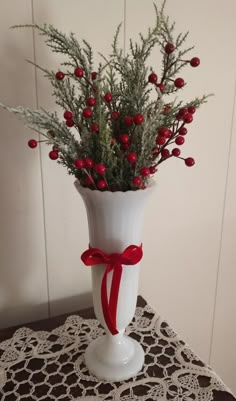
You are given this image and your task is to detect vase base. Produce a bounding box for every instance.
[84,334,144,382]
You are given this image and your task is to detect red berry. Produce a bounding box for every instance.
[148,72,158,84]
[133,176,142,186]
[91,123,99,133]
[161,148,170,158]
[179,108,188,118]
[172,148,181,157]
[156,135,166,145]
[82,108,92,118]
[175,114,182,121]
[152,146,160,154]
[91,71,97,80]
[55,71,65,80]
[175,136,185,145]
[74,159,84,169]
[190,57,200,67]
[133,114,144,125]
[165,43,175,54]
[48,130,55,137]
[94,163,106,175]
[149,166,157,174]
[74,67,84,78]
[97,179,106,190]
[184,113,193,124]
[86,97,96,107]
[188,105,196,114]
[84,157,93,168]
[185,157,195,167]
[111,111,120,120]
[120,134,129,144]
[174,78,185,89]
[157,83,165,93]
[127,152,137,163]
[66,119,75,127]
[163,104,171,114]
[49,150,59,160]
[140,167,150,177]
[179,127,188,135]
[176,108,188,121]
[124,116,134,126]
[85,176,93,185]
[122,143,130,151]
[104,92,112,102]
[158,127,170,137]
[64,110,73,120]
[28,139,37,149]
[111,138,117,145]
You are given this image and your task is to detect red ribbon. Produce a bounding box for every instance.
[81,244,143,335]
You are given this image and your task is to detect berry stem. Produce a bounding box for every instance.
[82,75,113,113]
[82,75,97,93]
[155,121,186,167]
[82,168,97,189]
[161,53,170,83]
[161,58,180,84]
[103,175,110,191]
[154,154,173,166]
[161,57,188,85]
[173,121,185,137]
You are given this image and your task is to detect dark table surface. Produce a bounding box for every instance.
[0,296,235,401]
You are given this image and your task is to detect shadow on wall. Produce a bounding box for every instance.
[0,6,92,330]
[0,24,46,328]
[0,292,93,331]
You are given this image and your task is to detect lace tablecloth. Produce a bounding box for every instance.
[0,300,235,401]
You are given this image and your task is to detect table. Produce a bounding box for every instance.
[0,296,235,401]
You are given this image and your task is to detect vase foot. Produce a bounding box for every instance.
[84,334,144,382]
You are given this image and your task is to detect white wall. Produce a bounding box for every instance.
[0,0,48,327]
[0,0,235,393]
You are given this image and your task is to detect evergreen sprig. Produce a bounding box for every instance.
[2,1,211,191]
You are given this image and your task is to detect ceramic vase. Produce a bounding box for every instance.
[75,180,155,381]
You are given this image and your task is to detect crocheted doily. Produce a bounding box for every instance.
[0,304,233,401]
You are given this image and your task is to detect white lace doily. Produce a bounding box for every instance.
[0,304,234,401]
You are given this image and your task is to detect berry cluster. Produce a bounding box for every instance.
[148,43,200,94]
[28,138,59,160]
[73,158,108,190]
[28,41,200,190]
[28,49,200,189]
[21,4,209,192]
[150,103,197,168]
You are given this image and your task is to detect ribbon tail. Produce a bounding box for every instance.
[101,264,118,335]
[109,263,123,331]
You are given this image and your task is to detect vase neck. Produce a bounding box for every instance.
[76,185,155,253]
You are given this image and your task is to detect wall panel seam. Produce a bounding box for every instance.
[123,0,126,55]
[208,77,236,364]
[31,0,51,318]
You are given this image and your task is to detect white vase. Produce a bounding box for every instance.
[75,180,155,381]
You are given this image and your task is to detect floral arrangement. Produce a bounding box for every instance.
[1,1,209,192]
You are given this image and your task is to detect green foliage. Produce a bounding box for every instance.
[3,1,210,191]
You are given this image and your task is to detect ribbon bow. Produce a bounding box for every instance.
[81,244,143,335]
